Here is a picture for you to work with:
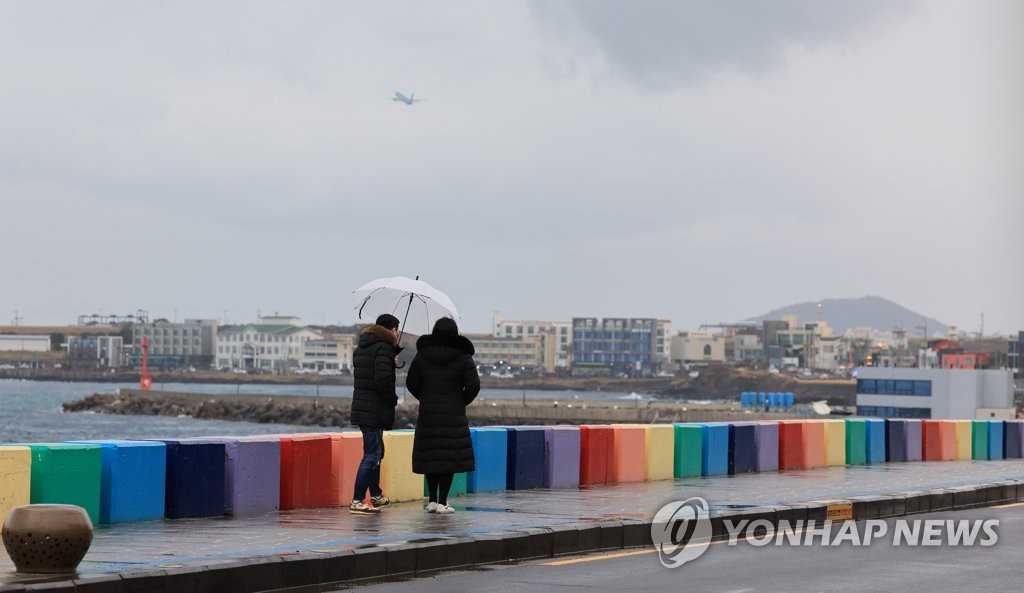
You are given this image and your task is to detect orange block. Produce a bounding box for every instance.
[610,425,646,483]
[802,421,826,469]
[940,421,957,461]
[279,434,333,510]
[922,420,945,461]
[338,432,363,506]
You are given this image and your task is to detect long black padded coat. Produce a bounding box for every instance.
[350,325,399,430]
[406,333,481,474]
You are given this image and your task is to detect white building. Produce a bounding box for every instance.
[0,335,50,352]
[302,334,356,372]
[216,317,323,373]
[670,331,725,367]
[855,367,1015,419]
[132,319,218,368]
[492,311,572,371]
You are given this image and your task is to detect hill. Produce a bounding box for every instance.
[747,295,948,335]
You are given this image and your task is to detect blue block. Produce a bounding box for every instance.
[1005,421,1023,459]
[728,423,756,474]
[148,438,226,519]
[903,420,923,461]
[67,440,166,524]
[988,420,1004,460]
[885,420,907,462]
[506,427,545,490]
[865,419,886,464]
[700,423,729,476]
[467,428,507,492]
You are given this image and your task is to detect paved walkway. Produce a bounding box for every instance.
[2,459,1024,590]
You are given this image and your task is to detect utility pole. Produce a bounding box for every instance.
[12,310,22,326]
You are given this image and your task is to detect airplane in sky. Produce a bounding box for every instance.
[392,91,423,105]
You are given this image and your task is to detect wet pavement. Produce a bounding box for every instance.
[2,459,1024,589]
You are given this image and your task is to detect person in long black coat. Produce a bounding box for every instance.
[406,317,480,514]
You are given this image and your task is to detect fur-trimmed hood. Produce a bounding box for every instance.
[359,324,398,347]
[415,333,475,364]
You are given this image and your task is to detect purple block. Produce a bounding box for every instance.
[227,436,281,514]
[753,422,779,472]
[903,420,923,462]
[543,427,581,489]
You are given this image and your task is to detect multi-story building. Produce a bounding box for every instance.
[466,333,543,372]
[491,312,571,372]
[1007,331,1022,378]
[132,319,218,369]
[570,317,671,377]
[855,367,1015,419]
[67,335,124,369]
[763,316,839,370]
[215,316,322,373]
[670,331,725,367]
[301,334,357,372]
[730,332,763,364]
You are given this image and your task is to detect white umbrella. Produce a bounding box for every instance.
[352,276,460,338]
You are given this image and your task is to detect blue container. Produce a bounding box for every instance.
[885,420,907,462]
[506,427,545,490]
[67,440,166,524]
[468,428,508,492]
[1004,421,1022,459]
[148,438,226,519]
[728,423,756,475]
[865,419,886,464]
[758,392,767,407]
[988,420,1005,460]
[700,423,729,476]
[784,393,795,408]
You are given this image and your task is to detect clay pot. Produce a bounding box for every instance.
[1,504,93,574]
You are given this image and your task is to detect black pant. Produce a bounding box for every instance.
[425,473,454,505]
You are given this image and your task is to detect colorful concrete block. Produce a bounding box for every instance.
[953,421,972,461]
[864,419,885,464]
[673,424,703,478]
[940,421,957,461]
[151,439,226,519]
[802,420,826,469]
[988,420,1004,460]
[68,440,166,524]
[1004,420,1023,459]
[972,420,989,460]
[644,425,674,481]
[506,427,546,490]
[753,421,779,472]
[227,436,281,514]
[0,446,31,524]
[610,425,646,483]
[467,427,507,492]
[380,430,422,502]
[544,426,581,488]
[579,425,614,485]
[25,443,102,524]
[903,420,923,462]
[727,422,756,475]
[922,420,945,461]
[845,419,866,465]
[823,420,846,467]
[885,420,906,463]
[337,432,363,505]
[700,423,729,476]
[779,421,807,470]
[279,434,333,509]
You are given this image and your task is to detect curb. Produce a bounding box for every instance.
[3,478,1022,593]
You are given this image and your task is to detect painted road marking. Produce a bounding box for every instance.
[990,501,1024,509]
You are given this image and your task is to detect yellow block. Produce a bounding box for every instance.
[954,420,973,460]
[644,425,675,481]
[823,420,846,467]
[0,446,31,523]
[380,431,424,502]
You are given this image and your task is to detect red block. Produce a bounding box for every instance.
[779,421,806,470]
[280,434,333,510]
[610,425,646,483]
[579,425,613,485]
[922,420,944,461]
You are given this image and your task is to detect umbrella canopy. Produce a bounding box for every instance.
[352,276,460,336]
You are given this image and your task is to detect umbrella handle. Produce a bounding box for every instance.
[397,274,420,344]
[396,360,406,369]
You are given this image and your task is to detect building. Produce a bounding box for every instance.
[492,312,571,372]
[215,317,322,373]
[67,335,124,369]
[1010,331,1023,378]
[301,334,356,372]
[0,334,50,352]
[467,333,543,372]
[670,331,725,367]
[730,332,763,364]
[855,367,1015,419]
[132,319,218,369]
[571,317,671,377]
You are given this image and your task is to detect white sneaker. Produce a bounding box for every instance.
[435,504,455,514]
[425,501,438,513]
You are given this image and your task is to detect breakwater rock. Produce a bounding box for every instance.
[62,391,420,429]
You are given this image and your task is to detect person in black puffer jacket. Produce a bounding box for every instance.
[349,314,401,514]
[406,317,480,514]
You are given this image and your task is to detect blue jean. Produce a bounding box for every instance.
[352,426,385,503]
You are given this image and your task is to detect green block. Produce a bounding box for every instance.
[972,420,989,460]
[673,424,703,478]
[845,419,867,465]
[422,472,468,498]
[26,443,103,524]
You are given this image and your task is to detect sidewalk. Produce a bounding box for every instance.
[3,459,1023,592]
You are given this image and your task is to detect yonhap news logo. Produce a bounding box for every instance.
[651,497,712,568]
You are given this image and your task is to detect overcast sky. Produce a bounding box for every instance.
[2,1,1021,335]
